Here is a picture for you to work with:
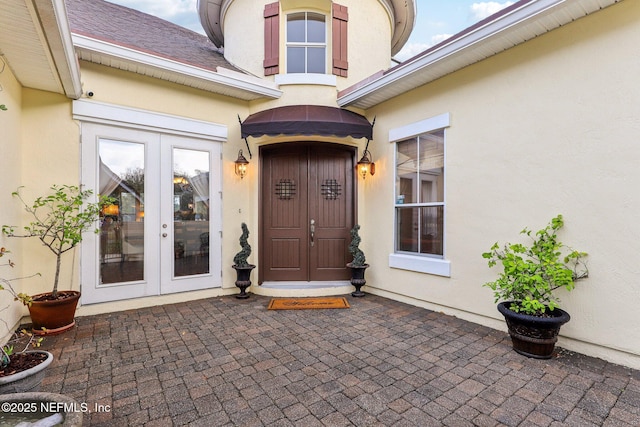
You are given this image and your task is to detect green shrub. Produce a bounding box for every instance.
[482,215,588,316]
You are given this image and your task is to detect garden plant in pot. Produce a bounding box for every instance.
[482,214,588,359]
[232,223,255,299]
[347,225,369,297]
[0,247,52,393]
[2,185,112,335]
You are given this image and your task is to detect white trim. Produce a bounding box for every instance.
[72,34,282,100]
[275,73,337,86]
[390,113,450,273]
[389,113,450,142]
[72,100,227,141]
[52,0,83,98]
[389,253,451,277]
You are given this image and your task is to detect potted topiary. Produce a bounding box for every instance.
[482,214,588,359]
[346,224,369,297]
[2,185,112,335]
[0,247,53,393]
[232,223,255,299]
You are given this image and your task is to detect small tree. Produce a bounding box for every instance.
[233,223,252,267]
[2,185,112,298]
[348,225,366,267]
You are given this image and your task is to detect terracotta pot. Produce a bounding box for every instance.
[498,302,570,359]
[0,351,53,393]
[28,291,81,335]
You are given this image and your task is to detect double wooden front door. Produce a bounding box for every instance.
[261,144,355,282]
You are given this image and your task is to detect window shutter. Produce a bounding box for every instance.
[264,2,280,76]
[332,3,348,77]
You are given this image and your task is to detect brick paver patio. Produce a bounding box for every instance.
[39,294,640,426]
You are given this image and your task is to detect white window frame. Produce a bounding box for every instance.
[389,113,451,277]
[285,11,327,74]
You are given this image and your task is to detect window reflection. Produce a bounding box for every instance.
[173,148,210,277]
[395,130,445,256]
[99,139,145,284]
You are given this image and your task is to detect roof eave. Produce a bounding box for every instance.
[0,0,82,99]
[72,34,282,101]
[338,0,622,109]
[44,0,83,99]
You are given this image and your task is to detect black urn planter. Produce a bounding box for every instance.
[232,264,255,299]
[346,263,369,297]
[498,302,570,359]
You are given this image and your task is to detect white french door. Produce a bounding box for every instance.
[80,123,222,304]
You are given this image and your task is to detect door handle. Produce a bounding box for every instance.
[310,219,315,247]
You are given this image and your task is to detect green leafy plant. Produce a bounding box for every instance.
[482,215,588,316]
[2,185,113,298]
[1,329,43,370]
[0,104,7,111]
[233,223,252,267]
[348,224,366,267]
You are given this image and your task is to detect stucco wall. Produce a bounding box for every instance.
[0,62,28,341]
[364,1,640,368]
[223,0,392,91]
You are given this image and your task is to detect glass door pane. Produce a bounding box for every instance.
[99,139,145,284]
[172,148,210,278]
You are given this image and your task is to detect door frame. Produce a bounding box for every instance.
[258,142,357,284]
[75,100,226,304]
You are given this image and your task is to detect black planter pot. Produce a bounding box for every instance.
[498,302,570,359]
[346,263,369,297]
[232,264,255,299]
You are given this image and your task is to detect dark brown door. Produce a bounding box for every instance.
[261,144,355,282]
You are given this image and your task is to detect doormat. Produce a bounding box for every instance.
[267,297,350,310]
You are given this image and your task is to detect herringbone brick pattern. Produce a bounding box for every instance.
[40,295,640,426]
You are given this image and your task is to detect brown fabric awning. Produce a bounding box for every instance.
[241,105,372,140]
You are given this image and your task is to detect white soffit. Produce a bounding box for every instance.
[338,0,622,109]
[72,34,282,101]
[0,0,82,98]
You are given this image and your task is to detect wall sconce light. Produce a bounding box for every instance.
[357,150,375,179]
[235,149,249,179]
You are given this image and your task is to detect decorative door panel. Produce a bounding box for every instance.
[261,144,354,282]
[262,149,309,280]
[309,146,353,280]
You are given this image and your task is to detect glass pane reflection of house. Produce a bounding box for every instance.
[99,139,145,284]
[173,148,210,278]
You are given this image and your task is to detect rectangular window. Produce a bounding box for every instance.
[395,130,445,257]
[287,12,326,74]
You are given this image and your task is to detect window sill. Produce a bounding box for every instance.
[275,74,337,86]
[389,253,451,277]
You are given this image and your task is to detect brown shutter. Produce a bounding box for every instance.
[264,2,280,76]
[332,3,348,77]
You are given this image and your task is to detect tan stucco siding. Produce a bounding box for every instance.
[0,64,28,341]
[223,0,392,92]
[364,1,640,368]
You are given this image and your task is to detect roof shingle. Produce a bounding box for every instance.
[65,0,239,73]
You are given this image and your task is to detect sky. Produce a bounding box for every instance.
[106,0,514,61]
